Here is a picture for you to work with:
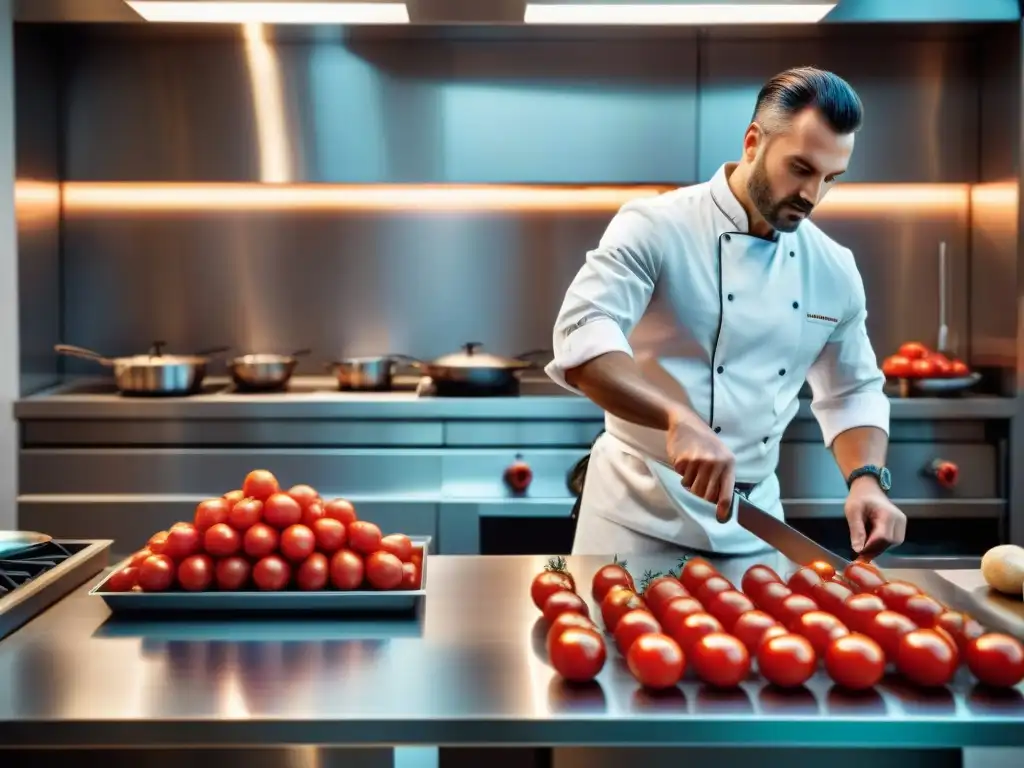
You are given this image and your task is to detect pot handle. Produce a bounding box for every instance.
[194,345,232,358]
[289,348,313,358]
[53,344,113,367]
[388,354,426,369]
[513,348,553,368]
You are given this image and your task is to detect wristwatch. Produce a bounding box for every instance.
[846,464,892,493]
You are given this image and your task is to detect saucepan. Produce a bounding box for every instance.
[229,348,311,392]
[0,530,52,559]
[54,342,230,396]
[328,355,417,392]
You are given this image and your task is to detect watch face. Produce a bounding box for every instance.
[879,467,892,491]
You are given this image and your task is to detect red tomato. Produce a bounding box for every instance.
[810,581,854,621]
[898,341,930,360]
[296,552,330,591]
[776,594,818,628]
[400,561,420,590]
[741,564,782,599]
[348,520,383,556]
[897,629,958,687]
[531,570,575,611]
[228,497,263,531]
[644,576,689,619]
[692,632,750,688]
[163,523,202,560]
[614,609,662,656]
[263,493,303,529]
[147,530,169,556]
[966,633,1024,688]
[825,633,885,690]
[177,554,214,592]
[659,596,706,639]
[758,633,816,688]
[242,469,280,501]
[794,611,850,656]
[929,354,953,377]
[752,581,793,615]
[808,561,836,581]
[243,522,279,559]
[311,517,346,553]
[379,534,414,562]
[223,489,245,510]
[881,354,912,379]
[680,557,718,594]
[252,555,291,591]
[843,562,887,593]
[323,498,358,526]
[901,594,945,628]
[787,567,824,597]
[627,632,685,689]
[669,612,723,651]
[550,627,607,683]
[105,566,139,592]
[365,551,404,590]
[280,524,316,562]
[696,575,734,606]
[193,498,230,533]
[876,581,920,613]
[732,610,780,655]
[844,593,886,634]
[547,613,599,659]
[329,549,365,590]
[203,523,241,557]
[601,588,646,632]
[704,590,755,631]
[866,610,918,660]
[935,611,985,652]
[287,484,319,510]
[909,357,936,379]
[300,501,326,528]
[214,556,251,590]
[137,554,175,592]
[591,561,635,603]
[543,590,590,623]
[950,359,970,377]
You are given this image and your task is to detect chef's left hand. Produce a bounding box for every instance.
[844,477,907,561]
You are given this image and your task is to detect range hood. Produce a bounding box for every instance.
[13,0,1022,24]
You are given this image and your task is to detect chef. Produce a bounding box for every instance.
[547,67,907,563]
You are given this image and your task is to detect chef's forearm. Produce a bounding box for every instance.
[831,426,888,478]
[565,352,693,431]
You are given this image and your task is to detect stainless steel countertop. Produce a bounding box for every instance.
[14,377,1019,421]
[0,553,1022,748]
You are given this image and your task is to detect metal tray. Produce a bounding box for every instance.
[890,372,982,397]
[90,536,430,615]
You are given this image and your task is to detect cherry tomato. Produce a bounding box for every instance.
[311,517,346,553]
[732,610,780,655]
[365,551,404,590]
[323,498,358,526]
[866,610,918,660]
[614,609,662,656]
[794,611,849,656]
[242,469,280,501]
[348,520,383,556]
[296,552,330,591]
[627,632,685,689]
[591,560,635,603]
[843,562,886,593]
[550,627,607,683]
[644,576,689,620]
[844,593,886,634]
[680,557,718,594]
[898,341,929,360]
[400,561,420,590]
[901,594,945,628]
[704,589,755,631]
[601,588,646,632]
[752,581,792,615]
[808,561,836,581]
[935,611,985,652]
[193,498,230,533]
[252,555,291,591]
[228,497,263,531]
[758,633,816,688]
[910,357,936,378]
[243,522,279,559]
[262,493,303,529]
[223,489,245,510]
[105,566,138,592]
[280,524,316,562]
[787,567,824,597]
[214,556,251,590]
[204,523,241,557]
[696,575,734,606]
[965,633,1024,688]
[691,632,749,688]
[147,530,169,556]
[543,590,590,623]
[137,554,175,592]
[897,629,958,687]
[532,570,575,611]
[741,564,782,599]
[658,596,706,639]
[300,500,326,528]
[825,633,885,690]
[547,613,599,659]
[380,534,413,562]
[669,611,723,651]
[810,580,854,621]
[129,548,152,568]
[876,581,920,613]
[950,359,970,377]
[160,523,199,560]
[776,594,818,628]
[329,549,365,590]
[177,554,214,591]
[929,353,953,377]
[287,483,319,510]
[882,354,912,379]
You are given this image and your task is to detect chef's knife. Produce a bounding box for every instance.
[734,493,851,572]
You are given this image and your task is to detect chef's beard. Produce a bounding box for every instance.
[747,153,814,233]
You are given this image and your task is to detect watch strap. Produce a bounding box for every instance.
[846,464,891,492]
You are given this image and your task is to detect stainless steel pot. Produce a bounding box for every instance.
[415,342,549,397]
[54,342,229,396]
[229,348,311,392]
[328,355,415,392]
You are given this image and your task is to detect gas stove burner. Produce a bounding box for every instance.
[0,541,73,596]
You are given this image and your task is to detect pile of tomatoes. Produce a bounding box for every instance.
[102,469,423,594]
[533,555,1024,691]
[881,341,971,381]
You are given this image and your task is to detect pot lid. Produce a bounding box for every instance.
[432,342,528,369]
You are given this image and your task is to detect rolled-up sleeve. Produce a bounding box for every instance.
[806,252,890,447]
[545,202,665,394]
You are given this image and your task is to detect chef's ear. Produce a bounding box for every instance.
[742,122,765,161]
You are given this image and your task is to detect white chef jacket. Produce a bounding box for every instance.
[546,163,890,554]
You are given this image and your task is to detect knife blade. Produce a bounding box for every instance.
[735,493,851,572]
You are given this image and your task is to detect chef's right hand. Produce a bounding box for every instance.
[666,408,736,523]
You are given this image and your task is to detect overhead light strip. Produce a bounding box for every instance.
[125,1,410,24]
[523,3,837,24]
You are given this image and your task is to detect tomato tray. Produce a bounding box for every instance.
[89,536,430,616]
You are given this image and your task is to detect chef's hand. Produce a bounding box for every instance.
[845,476,907,560]
[666,408,736,523]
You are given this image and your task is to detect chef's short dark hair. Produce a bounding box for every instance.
[753,67,863,135]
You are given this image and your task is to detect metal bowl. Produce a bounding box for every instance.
[230,351,308,392]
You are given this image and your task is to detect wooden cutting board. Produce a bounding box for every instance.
[934,569,1024,639]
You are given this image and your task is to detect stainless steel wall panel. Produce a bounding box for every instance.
[443,420,603,448]
[440,448,591,498]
